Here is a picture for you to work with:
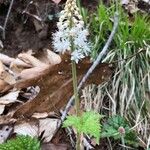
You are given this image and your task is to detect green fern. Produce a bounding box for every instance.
[0,135,41,150]
[63,111,102,144]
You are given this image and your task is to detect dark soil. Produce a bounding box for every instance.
[0,0,100,57]
[0,0,62,57]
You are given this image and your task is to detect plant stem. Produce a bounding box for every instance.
[69,5,80,148]
[121,136,126,150]
[71,61,80,117]
[3,0,14,40]
[76,132,81,150]
[71,44,80,150]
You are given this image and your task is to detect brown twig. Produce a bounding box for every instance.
[2,0,14,40]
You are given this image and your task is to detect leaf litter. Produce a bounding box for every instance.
[0,48,113,147]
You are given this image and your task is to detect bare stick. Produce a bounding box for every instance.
[78,13,119,90]
[2,0,14,40]
[60,12,119,123]
[0,26,4,31]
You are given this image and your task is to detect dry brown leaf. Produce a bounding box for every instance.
[0,51,61,93]
[18,66,49,81]
[18,53,48,67]
[13,55,114,118]
[0,71,16,85]
[10,58,32,68]
[33,49,62,65]
[0,114,16,125]
[46,49,62,65]
[32,112,49,119]
[0,53,15,66]
[0,79,12,93]
[0,53,31,68]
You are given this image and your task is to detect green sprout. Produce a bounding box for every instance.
[63,111,102,144]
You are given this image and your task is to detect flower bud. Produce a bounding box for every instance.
[74,10,79,16]
[78,15,83,20]
[68,13,72,17]
[118,127,125,135]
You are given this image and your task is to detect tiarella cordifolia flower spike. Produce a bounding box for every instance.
[52,0,91,63]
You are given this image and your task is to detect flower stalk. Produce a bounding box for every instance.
[72,62,81,150]
[52,0,91,149]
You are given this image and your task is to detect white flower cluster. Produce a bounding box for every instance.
[52,0,91,63]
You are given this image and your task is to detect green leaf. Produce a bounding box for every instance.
[102,115,130,139]
[63,111,102,144]
[0,135,41,150]
[102,115,138,147]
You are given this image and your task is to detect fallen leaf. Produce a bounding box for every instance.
[14,118,60,143]
[34,49,62,65]
[0,115,16,125]
[13,55,114,118]
[0,71,16,85]
[14,121,38,137]
[0,51,61,93]
[0,53,15,66]
[39,118,60,143]
[46,49,62,65]
[0,61,16,85]
[0,79,12,93]
[11,58,32,68]
[0,91,21,105]
[18,53,48,67]
[32,112,49,119]
[18,66,49,80]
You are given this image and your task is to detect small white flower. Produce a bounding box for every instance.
[71,50,85,63]
[69,27,78,37]
[52,0,92,63]
[53,38,70,54]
